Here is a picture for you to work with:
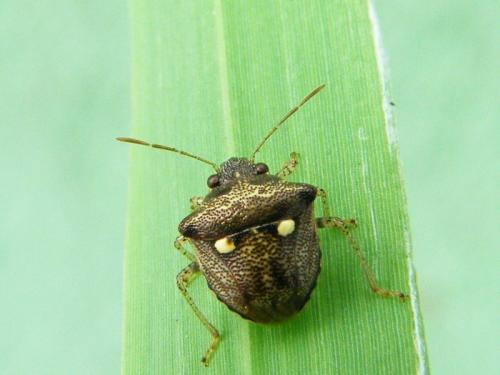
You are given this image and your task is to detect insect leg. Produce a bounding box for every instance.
[315,188,408,301]
[276,152,300,178]
[189,196,204,211]
[177,262,220,366]
[316,188,357,228]
[174,236,196,262]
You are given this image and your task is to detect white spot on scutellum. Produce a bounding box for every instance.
[214,237,235,253]
[277,219,295,237]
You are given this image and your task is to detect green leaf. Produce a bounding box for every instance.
[123,1,429,374]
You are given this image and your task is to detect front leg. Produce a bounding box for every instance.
[174,235,196,262]
[316,188,408,301]
[177,262,220,366]
[190,196,204,211]
[276,152,299,178]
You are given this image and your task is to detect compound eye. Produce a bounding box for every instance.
[207,174,220,188]
[255,163,269,175]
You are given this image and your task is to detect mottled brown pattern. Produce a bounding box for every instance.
[179,158,321,323]
[194,205,320,323]
[179,174,316,240]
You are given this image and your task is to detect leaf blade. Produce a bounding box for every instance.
[123,1,429,374]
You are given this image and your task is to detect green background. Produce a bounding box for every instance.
[0,1,497,374]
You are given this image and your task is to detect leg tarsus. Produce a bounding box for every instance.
[177,262,221,366]
[372,285,409,301]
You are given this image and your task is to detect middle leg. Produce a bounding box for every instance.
[315,188,408,301]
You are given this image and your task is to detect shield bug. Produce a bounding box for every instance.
[117,85,408,366]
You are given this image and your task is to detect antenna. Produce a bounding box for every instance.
[116,137,219,171]
[250,84,326,161]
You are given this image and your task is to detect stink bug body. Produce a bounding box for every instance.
[117,85,408,366]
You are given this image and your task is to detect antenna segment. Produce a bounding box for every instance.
[116,137,219,171]
[251,84,326,161]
